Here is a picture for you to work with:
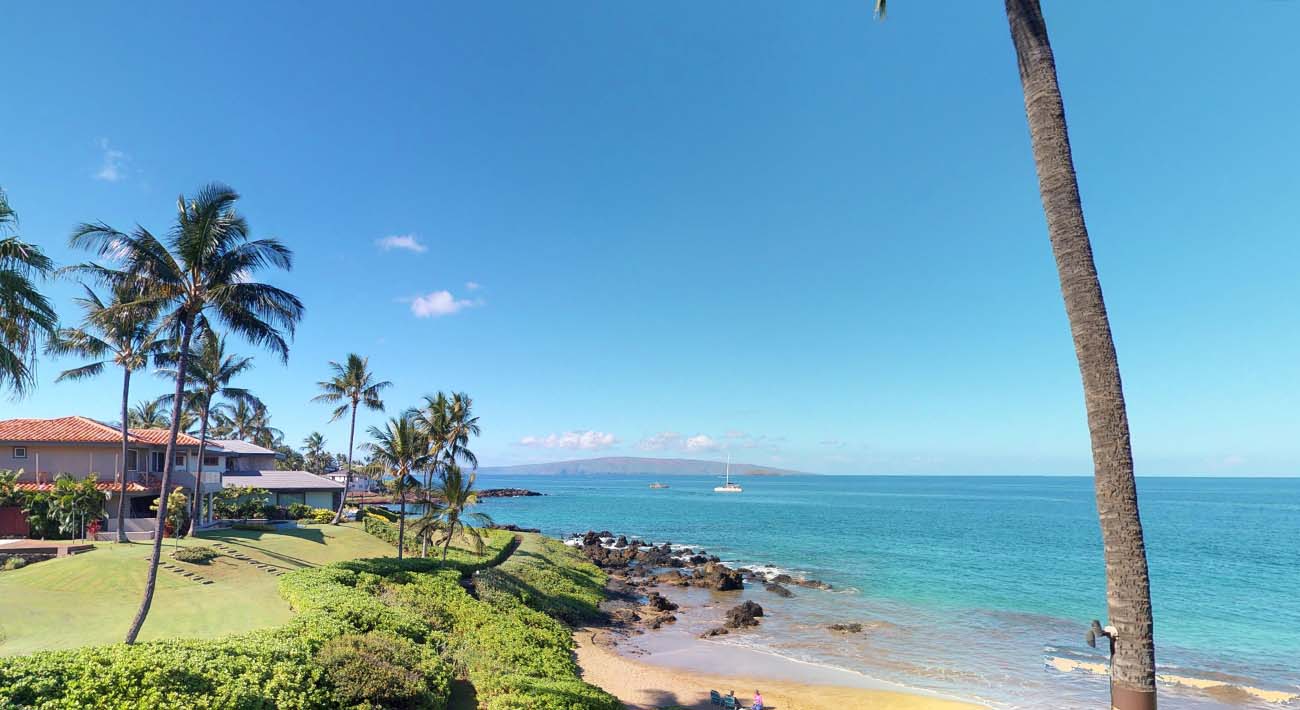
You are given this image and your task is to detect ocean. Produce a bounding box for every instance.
[471,473,1300,709]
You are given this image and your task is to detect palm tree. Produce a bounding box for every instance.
[876,3,1156,706]
[156,331,257,536]
[444,392,481,470]
[412,464,494,563]
[127,399,170,428]
[302,432,329,474]
[0,189,57,398]
[364,416,429,560]
[68,183,303,645]
[217,398,283,447]
[46,283,166,542]
[312,354,390,524]
[409,392,450,556]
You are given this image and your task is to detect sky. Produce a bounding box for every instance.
[1,1,1297,476]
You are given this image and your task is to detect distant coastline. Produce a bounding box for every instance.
[479,455,810,477]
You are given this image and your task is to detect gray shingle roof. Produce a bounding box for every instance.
[207,439,279,456]
[221,470,345,491]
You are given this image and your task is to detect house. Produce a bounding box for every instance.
[323,469,377,493]
[0,416,220,539]
[208,439,344,510]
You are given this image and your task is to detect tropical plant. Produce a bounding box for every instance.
[0,469,19,507]
[46,284,165,541]
[409,392,480,557]
[411,465,493,563]
[68,182,303,644]
[47,474,105,539]
[876,2,1157,706]
[273,443,306,471]
[0,189,57,398]
[302,432,330,474]
[151,489,189,538]
[127,399,170,428]
[365,417,430,560]
[157,330,258,535]
[312,354,390,524]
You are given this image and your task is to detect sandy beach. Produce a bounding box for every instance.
[574,629,984,710]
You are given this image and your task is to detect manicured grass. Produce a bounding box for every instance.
[0,523,394,656]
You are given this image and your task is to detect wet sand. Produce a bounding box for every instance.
[575,628,985,710]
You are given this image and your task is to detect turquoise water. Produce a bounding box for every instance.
[473,474,1300,709]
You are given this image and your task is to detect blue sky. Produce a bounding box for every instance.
[2,1,1297,475]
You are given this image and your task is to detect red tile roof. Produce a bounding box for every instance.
[0,416,200,447]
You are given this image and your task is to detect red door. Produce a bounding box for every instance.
[0,506,29,537]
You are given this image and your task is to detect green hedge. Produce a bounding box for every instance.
[360,518,516,573]
[476,536,607,626]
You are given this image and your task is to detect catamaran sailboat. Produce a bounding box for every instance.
[713,455,743,493]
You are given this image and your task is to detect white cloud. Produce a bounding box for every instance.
[685,434,721,452]
[638,431,683,451]
[519,431,619,450]
[94,138,127,182]
[376,234,427,253]
[465,281,481,291]
[410,290,476,318]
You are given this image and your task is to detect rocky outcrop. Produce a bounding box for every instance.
[764,583,794,598]
[794,578,833,591]
[478,488,544,498]
[695,563,744,591]
[645,592,679,612]
[700,627,730,638]
[724,601,765,629]
[828,622,864,633]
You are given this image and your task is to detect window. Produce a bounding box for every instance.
[277,492,305,507]
[203,456,219,467]
[126,450,139,472]
[12,446,27,459]
[174,453,187,466]
[151,451,166,472]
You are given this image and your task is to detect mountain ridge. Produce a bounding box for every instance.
[478,455,809,477]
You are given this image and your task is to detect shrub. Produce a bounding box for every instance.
[232,522,275,532]
[2,557,27,571]
[362,505,399,522]
[307,508,335,524]
[173,546,219,564]
[286,503,313,520]
[316,633,450,710]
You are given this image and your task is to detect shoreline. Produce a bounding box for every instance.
[574,627,984,710]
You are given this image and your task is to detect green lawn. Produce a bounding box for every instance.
[0,523,395,656]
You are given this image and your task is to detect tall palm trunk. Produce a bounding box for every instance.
[188,405,211,536]
[1004,1,1156,707]
[396,490,406,561]
[125,319,193,644]
[420,467,433,558]
[116,368,132,543]
[331,402,357,525]
[441,518,456,563]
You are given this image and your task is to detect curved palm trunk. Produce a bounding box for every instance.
[125,320,193,644]
[116,368,132,543]
[187,406,211,537]
[441,517,457,563]
[420,468,433,558]
[1004,1,1157,707]
[330,402,358,525]
[396,490,406,561]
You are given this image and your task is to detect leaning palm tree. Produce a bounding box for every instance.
[364,416,429,560]
[877,3,1157,706]
[46,283,166,542]
[127,399,170,428]
[412,464,493,564]
[0,189,57,398]
[312,354,390,523]
[156,331,257,536]
[68,183,303,645]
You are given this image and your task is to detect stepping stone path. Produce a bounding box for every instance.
[207,542,288,576]
[149,557,215,585]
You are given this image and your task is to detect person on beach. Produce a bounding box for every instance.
[752,690,764,710]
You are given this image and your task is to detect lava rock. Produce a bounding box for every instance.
[700,627,730,638]
[828,623,864,633]
[645,592,679,612]
[724,601,765,629]
[764,583,794,598]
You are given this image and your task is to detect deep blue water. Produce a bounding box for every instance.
[471,474,1300,709]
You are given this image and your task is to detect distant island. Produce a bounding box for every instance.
[478,456,809,477]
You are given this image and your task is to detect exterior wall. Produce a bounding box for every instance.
[305,491,336,509]
[226,453,278,471]
[0,443,124,481]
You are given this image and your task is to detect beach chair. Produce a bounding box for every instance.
[710,690,723,706]
[722,696,739,710]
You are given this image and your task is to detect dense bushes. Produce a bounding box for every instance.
[316,633,449,710]
[361,517,515,572]
[307,508,335,524]
[360,505,399,522]
[0,533,613,710]
[173,546,220,564]
[287,503,313,519]
[477,536,606,625]
[1,556,27,571]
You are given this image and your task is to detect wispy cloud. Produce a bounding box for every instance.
[519,430,619,450]
[685,434,721,452]
[409,289,477,318]
[465,281,481,291]
[638,431,725,452]
[376,234,427,253]
[94,138,128,182]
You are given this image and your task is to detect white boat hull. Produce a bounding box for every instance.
[714,485,743,493]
